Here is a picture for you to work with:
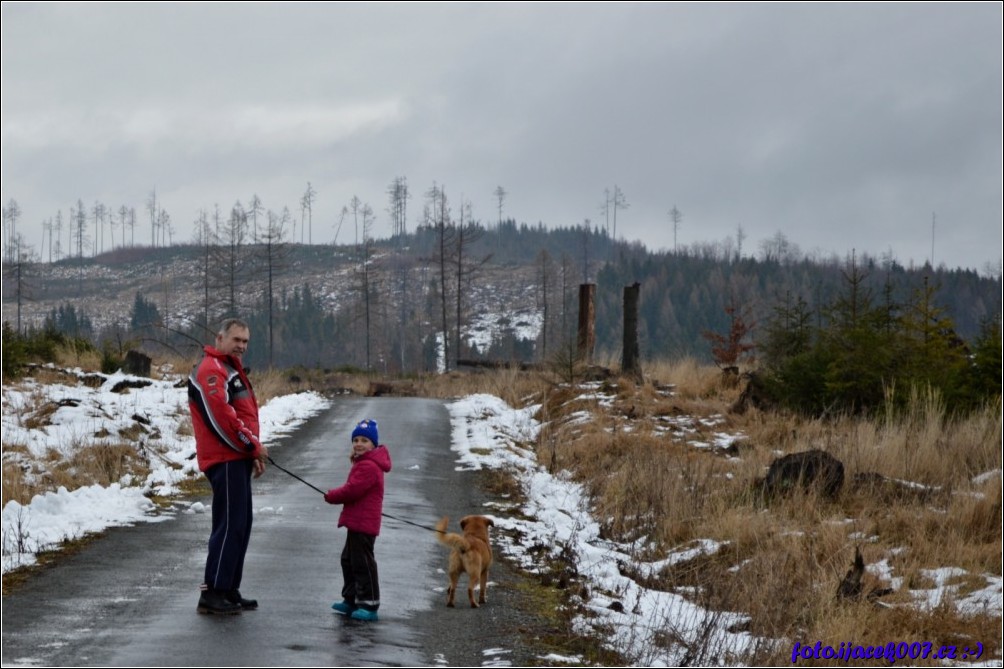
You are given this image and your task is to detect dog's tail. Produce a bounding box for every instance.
[435,516,471,552]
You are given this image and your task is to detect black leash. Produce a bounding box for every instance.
[267,456,444,533]
[267,455,325,494]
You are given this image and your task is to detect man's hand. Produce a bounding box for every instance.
[253,444,269,478]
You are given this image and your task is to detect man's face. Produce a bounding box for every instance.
[216,326,250,359]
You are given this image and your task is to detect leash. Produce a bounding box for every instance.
[267,456,444,534]
[267,455,325,494]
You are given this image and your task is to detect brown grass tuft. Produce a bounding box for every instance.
[53,341,102,371]
[2,461,32,507]
[49,443,152,493]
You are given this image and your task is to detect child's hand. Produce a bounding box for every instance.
[324,489,338,504]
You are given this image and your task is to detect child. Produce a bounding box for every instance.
[324,419,392,621]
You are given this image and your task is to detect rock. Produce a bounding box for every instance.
[760,449,844,499]
[122,350,152,377]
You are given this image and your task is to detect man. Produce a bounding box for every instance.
[188,318,268,614]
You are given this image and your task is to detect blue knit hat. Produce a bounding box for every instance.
[351,419,379,446]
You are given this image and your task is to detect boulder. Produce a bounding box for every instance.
[123,350,152,377]
[760,449,844,499]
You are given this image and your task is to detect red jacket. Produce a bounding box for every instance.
[188,345,262,472]
[324,445,392,536]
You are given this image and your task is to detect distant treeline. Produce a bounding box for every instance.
[5,220,1000,414]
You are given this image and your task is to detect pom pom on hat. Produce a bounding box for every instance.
[351,419,379,446]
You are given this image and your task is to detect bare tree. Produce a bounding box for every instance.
[669,205,683,253]
[301,182,316,244]
[359,203,377,371]
[453,198,489,367]
[108,209,118,251]
[560,253,575,344]
[611,185,629,243]
[117,205,128,249]
[247,194,263,242]
[387,176,410,240]
[426,182,454,371]
[759,230,801,264]
[349,195,363,250]
[146,189,158,247]
[53,210,64,261]
[160,208,173,246]
[494,185,506,251]
[91,201,105,256]
[257,207,291,366]
[333,205,348,245]
[536,248,556,360]
[41,217,51,263]
[391,251,416,373]
[599,188,610,237]
[71,199,89,293]
[72,199,88,260]
[212,202,249,318]
[192,210,213,330]
[3,233,36,333]
[386,177,412,369]
[2,199,21,263]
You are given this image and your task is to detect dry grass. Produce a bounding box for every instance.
[645,357,730,399]
[149,350,197,380]
[251,367,294,405]
[2,441,152,507]
[2,460,32,508]
[516,362,1002,664]
[415,367,551,407]
[53,341,103,370]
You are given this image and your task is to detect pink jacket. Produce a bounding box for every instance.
[324,445,392,536]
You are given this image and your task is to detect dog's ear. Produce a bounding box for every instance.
[460,516,469,530]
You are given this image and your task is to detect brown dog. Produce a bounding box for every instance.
[435,515,494,608]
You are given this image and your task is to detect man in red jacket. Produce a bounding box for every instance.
[188,318,268,615]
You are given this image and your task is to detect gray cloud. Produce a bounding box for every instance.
[2,3,1000,271]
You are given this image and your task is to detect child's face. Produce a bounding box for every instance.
[352,436,375,457]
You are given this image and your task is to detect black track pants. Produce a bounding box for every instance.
[340,530,380,611]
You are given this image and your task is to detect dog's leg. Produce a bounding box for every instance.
[446,572,457,607]
[446,552,462,607]
[468,572,478,608]
[479,567,488,604]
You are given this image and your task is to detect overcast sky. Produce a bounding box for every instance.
[2,2,1001,273]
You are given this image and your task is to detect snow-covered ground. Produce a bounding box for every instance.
[1,366,330,573]
[3,369,1001,665]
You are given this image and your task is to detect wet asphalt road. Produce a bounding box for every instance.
[1,396,554,667]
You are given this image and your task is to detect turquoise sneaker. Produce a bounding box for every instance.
[331,601,356,615]
[350,608,379,622]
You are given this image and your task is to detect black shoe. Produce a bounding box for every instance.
[197,589,241,615]
[225,589,258,610]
